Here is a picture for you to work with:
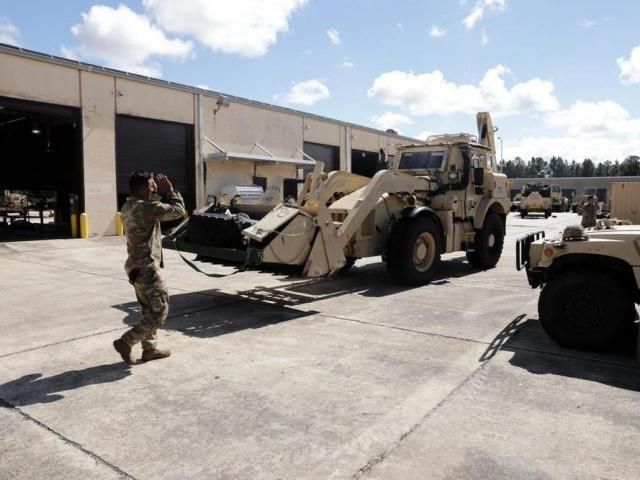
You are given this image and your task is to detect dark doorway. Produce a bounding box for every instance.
[303,142,340,172]
[115,115,195,213]
[0,96,82,241]
[351,149,381,178]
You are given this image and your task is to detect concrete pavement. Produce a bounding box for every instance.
[1,212,638,479]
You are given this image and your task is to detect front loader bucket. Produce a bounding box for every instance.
[162,211,256,265]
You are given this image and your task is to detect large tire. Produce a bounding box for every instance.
[538,270,635,351]
[520,209,527,218]
[386,216,441,286]
[466,213,505,269]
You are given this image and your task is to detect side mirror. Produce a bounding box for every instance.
[473,167,484,186]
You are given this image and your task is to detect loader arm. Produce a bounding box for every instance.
[337,169,417,242]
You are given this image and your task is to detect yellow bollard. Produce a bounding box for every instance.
[70,213,79,238]
[79,213,89,239]
[115,212,124,236]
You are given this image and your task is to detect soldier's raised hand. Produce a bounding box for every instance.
[155,174,174,194]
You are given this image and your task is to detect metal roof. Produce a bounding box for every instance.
[0,43,420,143]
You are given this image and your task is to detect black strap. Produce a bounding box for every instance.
[174,239,238,278]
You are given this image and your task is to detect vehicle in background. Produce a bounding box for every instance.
[519,183,552,218]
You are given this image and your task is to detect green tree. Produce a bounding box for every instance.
[619,155,640,176]
[581,158,595,177]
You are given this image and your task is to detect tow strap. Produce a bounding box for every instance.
[174,238,240,278]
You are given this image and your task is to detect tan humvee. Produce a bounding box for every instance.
[519,183,553,218]
[517,224,640,352]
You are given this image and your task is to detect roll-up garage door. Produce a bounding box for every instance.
[116,115,195,211]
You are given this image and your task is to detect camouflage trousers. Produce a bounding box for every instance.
[121,268,169,351]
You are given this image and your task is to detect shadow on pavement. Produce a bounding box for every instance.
[0,363,131,406]
[483,316,640,392]
[114,255,486,337]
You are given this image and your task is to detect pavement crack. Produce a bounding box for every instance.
[352,360,491,479]
[320,314,490,347]
[0,397,138,479]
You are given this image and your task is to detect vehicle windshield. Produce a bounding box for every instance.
[399,150,445,170]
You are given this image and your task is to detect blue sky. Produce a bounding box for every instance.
[1,0,639,161]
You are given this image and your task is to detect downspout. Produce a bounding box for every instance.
[195,93,206,208]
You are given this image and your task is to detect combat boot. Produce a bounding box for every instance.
[113,339,135,365]
[141,348,172,362]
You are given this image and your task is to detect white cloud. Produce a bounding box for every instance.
[506,100,640,161]
[429,25,447,38]
[396,22,404,30]
[416,130,437,140]
[463,0,506,29]
[372,112,414,133]
[63,5,193,77]
[545,100,640,136]
[617,45,640,85]
[579,19,596,28]
[0,17,21,46]
[327,28,341,45]
[481,28,489,45]
[143,0,308,58]
[336,57,354,69]
[367,65,558,117]
[281,79,330,106]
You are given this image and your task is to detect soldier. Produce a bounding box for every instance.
[113,172,186,365]
[581,195,598,228]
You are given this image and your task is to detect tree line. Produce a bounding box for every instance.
[498,155,640,178]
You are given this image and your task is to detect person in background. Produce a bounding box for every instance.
[581,195,599,228]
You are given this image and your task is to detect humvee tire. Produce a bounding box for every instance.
[467,213,505,269]
[387,216,441,285]
[520,209,527,218]
[538,270,634,351]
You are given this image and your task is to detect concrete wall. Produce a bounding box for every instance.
[0,52,80,107]
[116,78,194,124]
[80,72,117,236]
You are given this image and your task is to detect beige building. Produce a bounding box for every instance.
[510,176,640,205]
[0,43,417,238]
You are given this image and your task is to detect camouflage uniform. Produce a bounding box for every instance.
[581,202,598,228]
[119,191,185,351]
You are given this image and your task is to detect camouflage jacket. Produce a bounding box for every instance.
[121,191,185,276]
[581,202,598,228]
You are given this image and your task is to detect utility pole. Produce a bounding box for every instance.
[497,136,503,163]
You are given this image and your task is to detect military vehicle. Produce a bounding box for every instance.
[164,112,510,285]
[517,224,640,351]
[519,183,553,218]
[510,193,521,212]
[549,185,566,212]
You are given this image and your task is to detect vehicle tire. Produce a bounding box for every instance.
[544,209,551,218]
[466,213,505,269]
[386,216,441,286]
[538,270,635,351]
[520,209,527,218]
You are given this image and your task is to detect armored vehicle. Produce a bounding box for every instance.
[164,112,510,285]
[519,183,552,218]
[517,224,640,351]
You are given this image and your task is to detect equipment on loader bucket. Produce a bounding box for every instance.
[163,112,510,285]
